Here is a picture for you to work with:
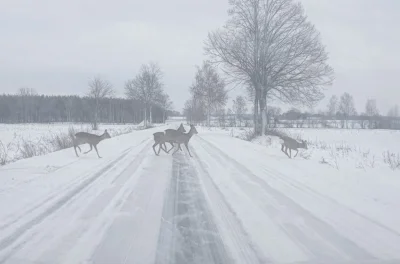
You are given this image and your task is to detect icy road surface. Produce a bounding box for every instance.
[0,126,400,264]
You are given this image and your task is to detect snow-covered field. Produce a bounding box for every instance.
[224,127,400,172]
[0,123,142,165]
[0,124,400,264]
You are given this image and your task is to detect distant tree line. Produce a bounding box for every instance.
[0,62,176,127]
[0,89,169,125]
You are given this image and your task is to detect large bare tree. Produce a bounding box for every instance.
[125,62,164,127]
[87,77,114,130]
[190,61,228,126]
[205,0,334,135]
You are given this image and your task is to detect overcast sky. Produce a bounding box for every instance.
[0,0,399,114]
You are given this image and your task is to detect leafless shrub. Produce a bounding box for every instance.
[239,129,257,141]
[0,140,13,165]
[369,155,376,168]
[320,157,329,165]
[18,138,49,159]
[265,128,287,138]
[45,133,73,151]
[264,137,272,147]
[329,149,339,170]
[299,150,312,160]
[382,151,400,170]
[336,143,352,157]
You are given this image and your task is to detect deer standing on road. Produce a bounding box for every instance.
[169,124,198,157]
[152,131,168,156]
[73,130,111,158]
[152,123,186,156]
[280,136,307,159]
[164,123,186,152]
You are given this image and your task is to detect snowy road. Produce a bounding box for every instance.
[1,127,400,264]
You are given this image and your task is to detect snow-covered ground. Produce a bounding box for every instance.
[225,127,400,172]
[0,123,142,165]
[0,124,400,264]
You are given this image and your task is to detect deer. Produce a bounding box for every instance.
[152,123,186,156]
[279,135,307,159]
[167,124,198,157]
[152,131,168,156]
[163,123,186,153]
[73,130,111,158]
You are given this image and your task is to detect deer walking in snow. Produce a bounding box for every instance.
[169,124,198,157]
[152,123,186,155]
[73,130,111,158]
[280,136,307,159]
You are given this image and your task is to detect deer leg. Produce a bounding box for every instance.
[94,145,102,158]
[281,144,290,158]
[294,149,299,158]
[285,147,291,158]
[162,143,168,153]
[158,142,168,155]
[74,146,79,157]
[159,143,168,154]
[152,142,159,156]
[77,145,81,153]
[84,144,93,154]
[178,144,183,151]
[166,142,174,153]
[288,148,292,158]
[172,144,181,155]
[184,142,193,157]
[169,142,175,152]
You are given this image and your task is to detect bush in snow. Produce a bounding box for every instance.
[382,151,400,170]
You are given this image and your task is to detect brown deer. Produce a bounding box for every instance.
[152,131,168,156]
[73,130,111,158]
[168,124,198,157]
[152,123,186,155]
[163,123,186,153]
[279,135,307,158]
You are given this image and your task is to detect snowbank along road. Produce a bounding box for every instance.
[0,125,400,264]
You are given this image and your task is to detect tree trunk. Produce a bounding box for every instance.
[93,100,99,130]
[259,96,267,136]
[254,96,259,135]
[149,106,152,124]
[163,110,166,123]
[144,107,147,127]
[207,109,211,127]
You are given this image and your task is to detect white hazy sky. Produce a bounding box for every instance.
[0,0,399,114]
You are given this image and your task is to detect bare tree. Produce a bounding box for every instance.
[183,98,206,124]
[233,95,247,126]
[339,92,357,128]
[190,61,228,126]
[156,93,173,123]
[365,99,379,116]
[205,0,334,135]
[87,77,114,130]
[327,95,338,117]
[388,104,399,117]
[125,62,164,127]
[267,106,282,127]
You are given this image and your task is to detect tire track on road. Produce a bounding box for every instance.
[0,141,148,262]
[156,152,233,264]
[191,147,269,264]
[196,136,375,263]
